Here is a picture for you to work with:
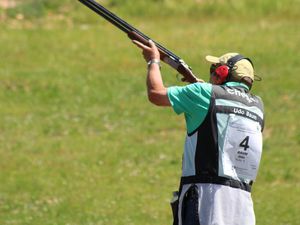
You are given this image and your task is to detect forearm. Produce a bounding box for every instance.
[146,61,170,106]
[132,39,170,106]
[147,61,165,93]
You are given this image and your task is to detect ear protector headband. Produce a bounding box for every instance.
[210,54,253,84]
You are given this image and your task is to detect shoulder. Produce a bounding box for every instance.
[168,82,212,96]
[167,82,212,116]
[186,82,212,91]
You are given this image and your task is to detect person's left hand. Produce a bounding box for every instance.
[132,39,160,62]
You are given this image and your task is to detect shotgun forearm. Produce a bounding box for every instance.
[78,0,200,83]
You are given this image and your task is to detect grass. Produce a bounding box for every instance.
[0,0,300,224]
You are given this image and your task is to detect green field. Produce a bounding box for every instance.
[0,0,299,224]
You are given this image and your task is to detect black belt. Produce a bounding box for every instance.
[180,175,253,193]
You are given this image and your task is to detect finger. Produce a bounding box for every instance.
[132,40,145,48]
[132,40,151,50]
[197,78,205,83]
[148,39,157,49]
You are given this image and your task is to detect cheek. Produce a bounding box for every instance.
[210,75,218,83]
[210,75,223,85]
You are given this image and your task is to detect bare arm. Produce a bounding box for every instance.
[133,40,171,106]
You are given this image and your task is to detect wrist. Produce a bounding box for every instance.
[147,59,161,69]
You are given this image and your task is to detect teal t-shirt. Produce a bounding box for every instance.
[167,82,212,134]
[167,82,249,134]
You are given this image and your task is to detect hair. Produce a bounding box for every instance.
[229,76,253,90]
[240,77,253,90]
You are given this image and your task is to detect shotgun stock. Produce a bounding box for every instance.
[78,0,201,83]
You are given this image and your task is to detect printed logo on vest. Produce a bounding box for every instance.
[226,88,258,103]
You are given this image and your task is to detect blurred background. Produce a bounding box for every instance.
[0,0,299,224]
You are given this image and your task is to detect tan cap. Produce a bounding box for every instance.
[205,53,254,81]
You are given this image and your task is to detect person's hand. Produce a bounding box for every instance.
[132,39,160,62]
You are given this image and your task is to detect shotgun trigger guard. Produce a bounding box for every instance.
[176,73,181,82]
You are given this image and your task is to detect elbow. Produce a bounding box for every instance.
[148,91,160,106]
[147,89,169,106]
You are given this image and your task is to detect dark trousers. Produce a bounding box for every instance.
[182,185,200,225]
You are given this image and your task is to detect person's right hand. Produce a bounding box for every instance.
[132,39,160,62]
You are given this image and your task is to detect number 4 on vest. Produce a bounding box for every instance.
[240,136,250,151]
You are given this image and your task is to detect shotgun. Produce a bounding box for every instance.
[78,0,200,83]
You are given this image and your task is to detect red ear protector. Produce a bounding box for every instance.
[215,65,229,81]
[210,54,253,84]
[210,63,229,84]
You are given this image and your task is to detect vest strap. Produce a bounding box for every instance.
[180,175,252,193]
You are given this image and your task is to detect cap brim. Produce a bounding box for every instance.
[205,55,220,63]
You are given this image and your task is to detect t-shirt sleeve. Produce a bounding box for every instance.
[167,82,212,133]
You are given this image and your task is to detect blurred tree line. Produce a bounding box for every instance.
[0,0,299,21]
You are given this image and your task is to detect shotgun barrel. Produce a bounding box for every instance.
[78,0,200,83]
